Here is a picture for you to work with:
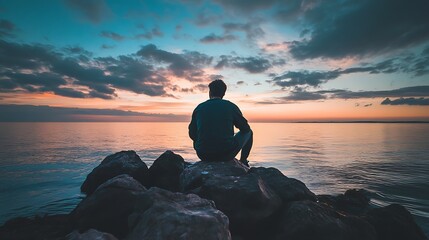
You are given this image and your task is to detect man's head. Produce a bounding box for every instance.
[209,79,227,99]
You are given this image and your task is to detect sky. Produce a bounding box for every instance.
[0,0,428,122]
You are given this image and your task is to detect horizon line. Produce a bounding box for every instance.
[1,120,429,124]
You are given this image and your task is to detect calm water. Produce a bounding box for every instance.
[0,122,428,234]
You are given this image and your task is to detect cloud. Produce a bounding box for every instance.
[65,0,111,24]
[0,19,15,37]
[271,48,429,88]
[209,74,224,80]
[222,22,264,40]
[193,83,207,92]
[381,97,429,106]
[101,44,115,49]
[200,33,237,43]
[257,86,429,104]
[208,0,429,59]
[283,89,326,101]
[213,0,279,13]
[137,44,212,81]
[0,40,219,100]
[194,11,218,26]
[322,86,429,99]
[134,26,164,40]
[95,55,168,96]
[0,104,187,122]
[215,55,273,73]
[288,0,429,59]
[211,0,317,25]
[64,46,91,55]
[271,70,340,88]
[100,31,125,41]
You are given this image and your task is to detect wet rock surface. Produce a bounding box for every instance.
[126,187,231,240]
[1,150,427,240]
[71,174,147,238]
[275,200,377,240]
[365,204,428,240]
[248,167,316,203]
[180,158,249,192]
[147,150,185,192]
[193,173,281,235]
[67,229,119,240]
[80,150,149,195]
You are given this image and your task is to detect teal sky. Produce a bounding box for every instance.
[0,0,429,121]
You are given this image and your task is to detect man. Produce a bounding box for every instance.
[188,79,253,166]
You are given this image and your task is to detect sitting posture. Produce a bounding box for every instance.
[188,79,253,166]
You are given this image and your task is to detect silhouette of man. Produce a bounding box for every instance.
[189,79,253,166]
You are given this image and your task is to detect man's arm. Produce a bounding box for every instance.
[188,109,197,141]
[233,105,251,133]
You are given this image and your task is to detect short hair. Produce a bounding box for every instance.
[209,79,227,97]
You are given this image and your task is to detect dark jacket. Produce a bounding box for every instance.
[188,98,250,157]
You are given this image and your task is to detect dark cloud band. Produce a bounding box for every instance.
[381,97,429,106]
[271,48,429,88]
[0,104,187,122]
[258,86,429,104]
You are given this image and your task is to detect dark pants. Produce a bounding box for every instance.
[229,129,253,161]
[198,130,253,162]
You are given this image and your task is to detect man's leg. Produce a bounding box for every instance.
[234,130,253,165]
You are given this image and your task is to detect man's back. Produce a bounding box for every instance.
[189,98,250,157]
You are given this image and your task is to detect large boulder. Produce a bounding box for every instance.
[126,187,231,240]
[81,151,149,195]
[71,174,146,238]
[318,189,371,216]
[147,150,185,192]
[248,167,316,203]
[194,173,281,235]
[180,159,249,192]
[275,200,377,240]
[365,204,428,240]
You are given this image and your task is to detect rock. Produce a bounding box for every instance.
[71,174,146,238]
[148,150,185,192]
[318,189,371,216]
[2,149,428,240]
[126,187,231,240]
[180,159,249,192]
[194,173,281,235]
[0,214,72,240]
[81,151,149,195]
[248,167,316,203]
[67,229,118,240]
[184,161,193,168]
[275,200,377,240]
[365,204,428,240]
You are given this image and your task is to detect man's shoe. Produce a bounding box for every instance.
[240,159,249,167]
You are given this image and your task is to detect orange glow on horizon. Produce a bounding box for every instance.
[1,92,429,122]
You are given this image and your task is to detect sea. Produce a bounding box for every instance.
[0,122,428,235]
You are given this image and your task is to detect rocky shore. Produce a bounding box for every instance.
[0,150,427,240]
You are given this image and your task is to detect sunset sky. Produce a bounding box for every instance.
[0,0,428,122]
